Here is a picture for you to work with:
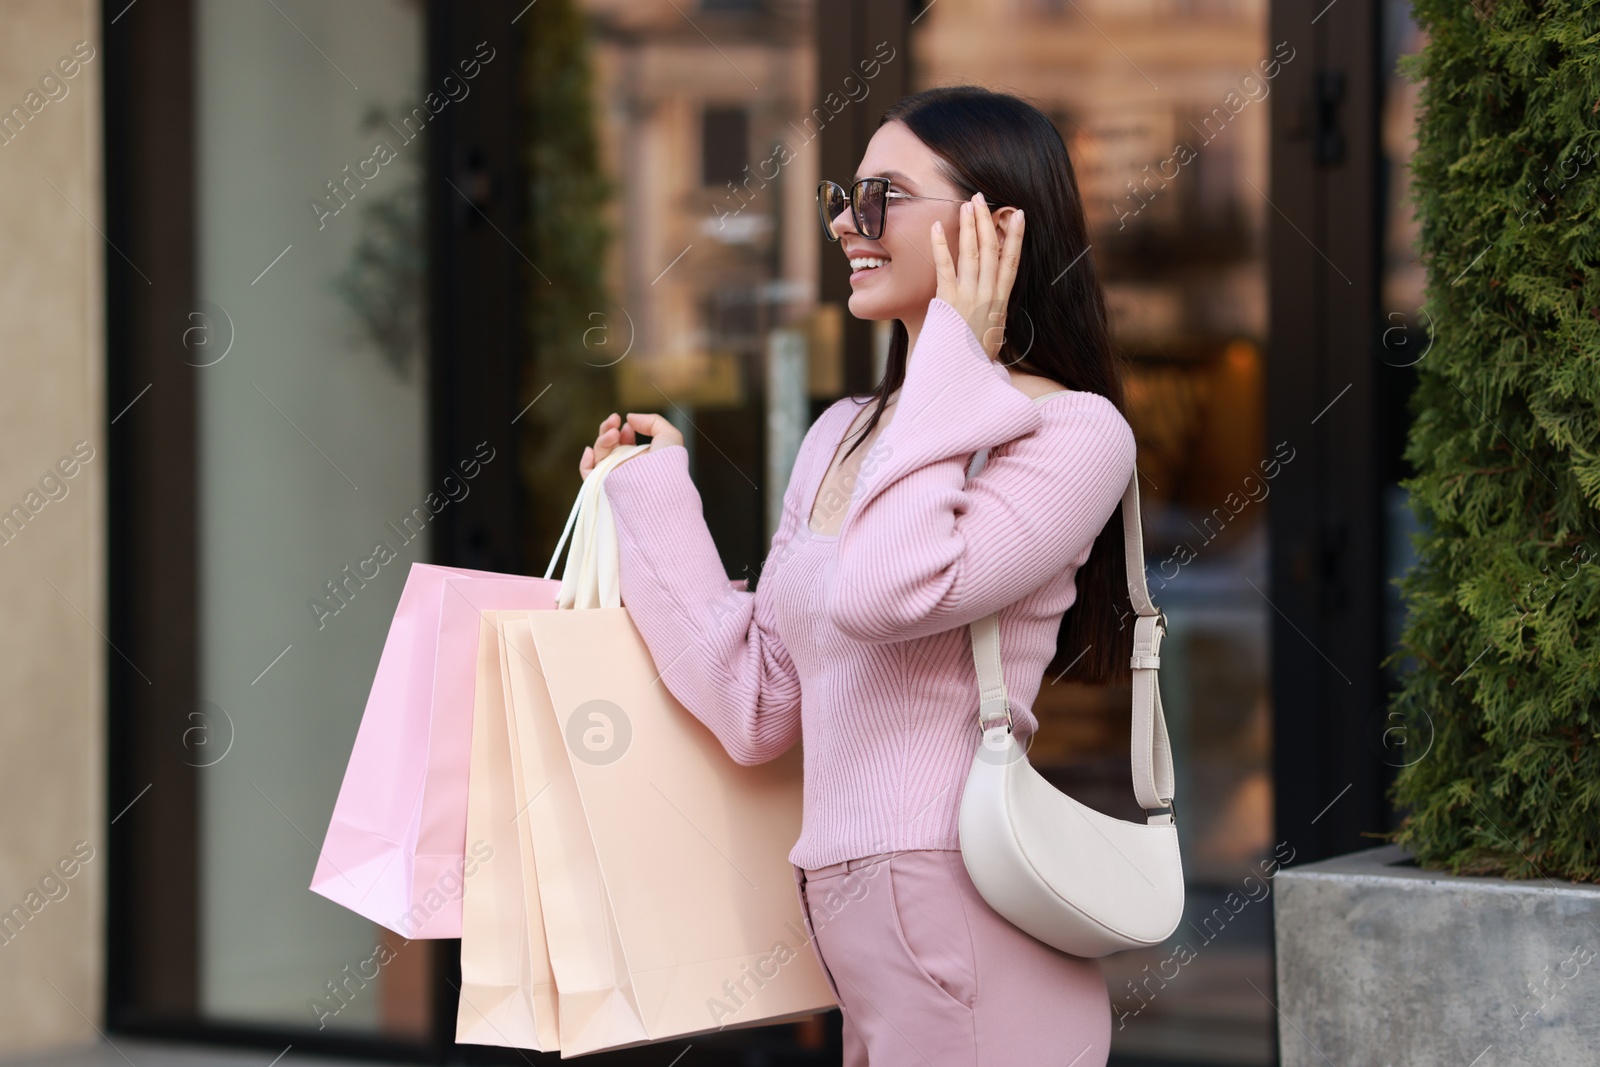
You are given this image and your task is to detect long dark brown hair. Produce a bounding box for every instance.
[839,85,1133,685]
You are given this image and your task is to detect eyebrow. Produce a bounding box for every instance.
[852,169,918,189]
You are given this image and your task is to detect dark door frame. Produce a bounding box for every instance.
[103,0,529,1060]
[1265,0,1398,865]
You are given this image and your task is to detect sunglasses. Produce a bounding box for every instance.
[816,177,999,242]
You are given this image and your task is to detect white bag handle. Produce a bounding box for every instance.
[966,392,1175,816]
[543,442,651,610]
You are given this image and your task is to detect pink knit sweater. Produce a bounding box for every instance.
[602,297,1136,869]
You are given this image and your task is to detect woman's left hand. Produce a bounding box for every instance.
[930,192,1024,363]
[580,411,684,481]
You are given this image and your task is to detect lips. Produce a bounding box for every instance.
[848,254,890,280]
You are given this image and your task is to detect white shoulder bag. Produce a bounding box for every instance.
[958,412,1184,958]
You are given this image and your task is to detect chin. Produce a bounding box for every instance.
[846,292,885,320]
[847,289,909,322]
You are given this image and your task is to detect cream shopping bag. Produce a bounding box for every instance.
[503,613,648,1056]
[454,611,560,1051]
[505,442,836,1057]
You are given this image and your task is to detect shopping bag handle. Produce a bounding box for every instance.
[544,442,652,609]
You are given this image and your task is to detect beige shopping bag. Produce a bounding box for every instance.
[503,614,651,1056]
[466,441,834,1057]
[454,612,560,1051]
[508,605,836,1058]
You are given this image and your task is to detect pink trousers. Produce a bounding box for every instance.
[791,849,1111,1066]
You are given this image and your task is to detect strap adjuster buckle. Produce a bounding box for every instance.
[978,705,1013,732]
[1131,611,1166,671]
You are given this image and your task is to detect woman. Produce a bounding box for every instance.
[581,86,1135,1066]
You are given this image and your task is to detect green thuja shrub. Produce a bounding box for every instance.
[1386,0,1600,882]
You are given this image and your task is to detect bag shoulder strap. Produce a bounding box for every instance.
[967,391,1175,819]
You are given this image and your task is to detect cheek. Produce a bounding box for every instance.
[885,235,936,292]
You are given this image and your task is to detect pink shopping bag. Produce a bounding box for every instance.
[310,562,559,938]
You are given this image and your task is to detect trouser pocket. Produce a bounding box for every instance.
[886,850,978,1011]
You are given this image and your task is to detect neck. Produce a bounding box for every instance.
[901,304,928,364]
[900,303,1012,378]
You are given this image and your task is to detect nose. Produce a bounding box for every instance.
[831,202,857,239]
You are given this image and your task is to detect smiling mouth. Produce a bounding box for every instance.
[849,256,890,277]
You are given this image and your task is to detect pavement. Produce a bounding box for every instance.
[0,1041,420,1067]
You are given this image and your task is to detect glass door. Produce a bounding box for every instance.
[908,2,1278,1062]
[192,0,435,1032]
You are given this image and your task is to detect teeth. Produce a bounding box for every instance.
[850,257,890,270]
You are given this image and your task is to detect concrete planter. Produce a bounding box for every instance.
[1274,844,1600,1067]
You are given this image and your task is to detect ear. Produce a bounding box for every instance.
[991,204,1021,241]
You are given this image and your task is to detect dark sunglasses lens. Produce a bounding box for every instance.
[854,181,885,239]
[818,184,846,240]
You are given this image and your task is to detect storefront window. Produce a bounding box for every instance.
[1379,0,1427,670]
[910,1,1276,1061]
[526,0,831,1053]
[525,0,829,602]
[194,0,434,1033]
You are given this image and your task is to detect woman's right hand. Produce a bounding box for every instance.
[580,411,685,481]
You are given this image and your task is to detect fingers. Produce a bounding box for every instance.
[623,411,671,439]
[624,411,686,450]
[973,193,997,298]
[996,208,1024,302]
[584,412,624,480]
[958,198,978,297]
[579,410,684,478]
[931,219,955,290]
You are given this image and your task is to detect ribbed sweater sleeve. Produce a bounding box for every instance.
[600,443,803,766]
[826,296,1137,644]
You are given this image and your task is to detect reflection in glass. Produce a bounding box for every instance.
[1379,1,1427,670]
[910,2,1276,1061]
[538,0,831,1053]
[195,0,433,1033]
